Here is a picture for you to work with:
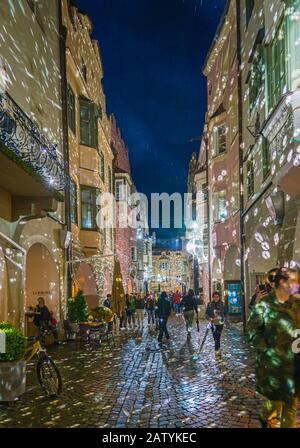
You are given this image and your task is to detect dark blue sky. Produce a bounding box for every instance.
[76,0,227,238]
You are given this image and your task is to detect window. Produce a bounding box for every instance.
[100,152,105,182]
[249,50,264,115]
[81,186,99,230]
[214,124,227,155]
[131,247,137,261]
[81,59,87,83]
[67,84,76,135]
[216,191,227,222]
[70,180,78,224]
[267,21,287,111]
[246,0,255,27]
[160,262,169,270]
[247,160,255,199]
[108,166,112,193]
[101,228,106,253]
[115,180,122,201]
[192,201,197,221]
[287,0,300,90]
[262,137,271,179]
[79,98,98,148]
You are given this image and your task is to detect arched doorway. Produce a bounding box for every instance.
[73,263,98,309]
[26,243,60,320]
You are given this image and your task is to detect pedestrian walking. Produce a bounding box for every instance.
[127,294,137,329]
[180,289,198,340]
[173,290,181,316]
[205,292,226,356]
[156,291,171,343]
[247,267,300,428]
[145,294,155,325]
[135,294,145,329]
[154,294,160,330]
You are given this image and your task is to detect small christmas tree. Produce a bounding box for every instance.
[67,289,88,323]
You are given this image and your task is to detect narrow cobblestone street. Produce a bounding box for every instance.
[0,316,299,428]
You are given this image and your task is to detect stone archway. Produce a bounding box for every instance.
[26,243,60,320]
[73,263,99,309]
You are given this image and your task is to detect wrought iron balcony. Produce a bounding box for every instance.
[0,92,66,193]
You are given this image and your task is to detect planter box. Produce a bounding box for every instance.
[0,360,26,402]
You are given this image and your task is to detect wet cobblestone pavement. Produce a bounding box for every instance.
[0,316,299,428]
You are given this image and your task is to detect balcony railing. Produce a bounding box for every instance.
[0,92,66,192]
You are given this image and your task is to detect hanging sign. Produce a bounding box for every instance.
[0,330,6,354]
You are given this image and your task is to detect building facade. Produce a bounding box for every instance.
[191,0,300,321]
[63,1,115,309]
[150,250,192,294]
[111,113,138,294]
[203,0,242,315]
[240,0,300,317]
[0,0,67,329]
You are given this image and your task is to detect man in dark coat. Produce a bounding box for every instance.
[181,289,198,340]
[206,291,226,355]
[247,267,300,428]
[156,292,171,343]
[34,297,59,344]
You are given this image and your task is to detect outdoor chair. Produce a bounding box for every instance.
[75,323,91,349]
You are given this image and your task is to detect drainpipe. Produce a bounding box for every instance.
[58,0,72,301]
[236,0,246,331]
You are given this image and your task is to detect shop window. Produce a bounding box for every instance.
[81,186,99,230]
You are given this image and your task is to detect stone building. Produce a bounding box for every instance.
[0,0,67,329]
[150,250,192,295]
[110,113,138,294]
[63,0,115,308]
[240,0,300,317]
[189,0,300,320]
[202,0,242,315]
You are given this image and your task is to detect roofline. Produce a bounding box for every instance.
[202,0,231,75]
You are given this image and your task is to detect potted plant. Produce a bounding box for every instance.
[66,290,88,338]
[0,322,27,402]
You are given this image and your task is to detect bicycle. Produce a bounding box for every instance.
[24,329,62,398]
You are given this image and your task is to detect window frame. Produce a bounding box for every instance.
[80,186,99,231]
[79,98,98,149]
[70,179,78,225]
[214,124,227,156]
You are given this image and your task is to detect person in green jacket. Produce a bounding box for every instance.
[247,267,300,428]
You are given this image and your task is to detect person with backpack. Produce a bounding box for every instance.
[156,291,171,343]
[205,291,226,356]
[180,289,198,340]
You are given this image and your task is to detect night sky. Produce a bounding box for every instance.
[76,0,227,238]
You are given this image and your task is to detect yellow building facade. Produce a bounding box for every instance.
[63,1,115,308]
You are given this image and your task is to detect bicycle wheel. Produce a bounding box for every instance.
[36,356,62,397]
